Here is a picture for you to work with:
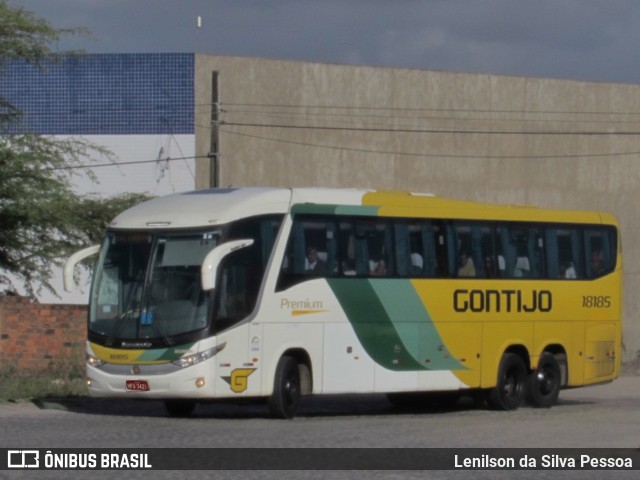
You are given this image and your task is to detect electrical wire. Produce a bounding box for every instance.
[221,121,640,136]
[220,128,640,160]
[20,96,640,172]
[44,155,208,172]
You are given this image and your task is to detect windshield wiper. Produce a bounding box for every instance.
[141,307,175,347]
[104,280,142,347]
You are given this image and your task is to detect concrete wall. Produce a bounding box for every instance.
[194,55,640,363]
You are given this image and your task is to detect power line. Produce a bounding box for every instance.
[28,126,640,174]
[219,106,640,127]
[216,101,640,117]
[221,128,640,160]
[45,154,207,172]
[16,101,640,126]
[222,121,640,136]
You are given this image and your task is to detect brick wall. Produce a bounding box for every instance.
[0,296,87,374]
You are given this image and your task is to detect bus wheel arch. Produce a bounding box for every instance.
[527,349,564,408]
[268,349,313,419]
[486,348,529,411]
[541,346,568,387]
[280,348,313,394]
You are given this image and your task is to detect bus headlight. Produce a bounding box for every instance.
[171,343,226,368]
[87,354,105,368]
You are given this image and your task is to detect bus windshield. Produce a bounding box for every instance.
[89,215,283,346]
[90,230,220,344]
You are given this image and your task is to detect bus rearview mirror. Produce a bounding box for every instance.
[201,239,255,291]
[63,245,100,293]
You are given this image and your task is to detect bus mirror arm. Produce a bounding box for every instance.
[63,245,100,293]
[201,239,255,291]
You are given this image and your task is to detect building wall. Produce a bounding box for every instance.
[1,53,197,303]
[194,55,640,363]
[0,296,86,373]
[3,53,195,135]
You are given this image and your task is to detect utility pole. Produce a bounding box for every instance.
[209,71,220,188]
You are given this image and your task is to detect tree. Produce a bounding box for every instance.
[0,1,150,296]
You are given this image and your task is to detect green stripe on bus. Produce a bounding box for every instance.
[335,205,379,216]
[290,204,380,216]
[369,281,465,371]
[138,343,196,362]
[291,204,340,215]
[327,279,464,371]
[327,278,424,371]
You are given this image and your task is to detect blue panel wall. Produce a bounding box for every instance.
[1,53,194,135]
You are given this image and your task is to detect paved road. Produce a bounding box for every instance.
[1,375,639,479]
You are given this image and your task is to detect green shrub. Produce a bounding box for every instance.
[0,358,87,402]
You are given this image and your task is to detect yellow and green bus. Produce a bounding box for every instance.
[65,188,621,418]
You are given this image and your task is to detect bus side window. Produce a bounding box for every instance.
[494,224,540,279]
[394,220,447,278]
[472,224,496,278]
[394,222,412,276]
[546,227,584,279]
[338,221,357,275]
[353,219,392,276]
[277,216,336,290]
[393,221,428,277]
[585,227,616,278]
[529,229,545,278]
[504,225,544,279]
[413,221,444,277]
[301,220,334,274]
[451,222,491,278]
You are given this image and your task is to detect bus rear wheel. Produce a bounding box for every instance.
[487,353,528,410]
[268,356,301,419]
[527,352,561,408]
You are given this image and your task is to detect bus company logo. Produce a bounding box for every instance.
[7,450,39,469]
[222,368,256,393]
[280,298,328,317]
[453,289,553,313]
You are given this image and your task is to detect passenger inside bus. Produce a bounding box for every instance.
[560,261,577,279]
[370,258,386,276]
[484,255,498,278]
[513,256,530,277]
[458,249,476,277]
[305,247,327,273]
[591,250,606,277]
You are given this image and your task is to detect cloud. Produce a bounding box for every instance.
[14,0,640,83]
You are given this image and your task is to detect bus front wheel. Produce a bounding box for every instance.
[527,352,561,408]
[268,356,301,419]
[487,353,528,410]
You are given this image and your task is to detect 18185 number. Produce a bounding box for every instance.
[582,296,611,308]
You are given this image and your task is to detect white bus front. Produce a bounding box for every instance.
[83,213,283,416]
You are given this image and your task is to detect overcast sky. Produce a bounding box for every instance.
[14,0,640,85]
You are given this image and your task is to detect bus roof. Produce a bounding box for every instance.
[361,191,616,225]
[109,188,292,229]
[108,187,617,230]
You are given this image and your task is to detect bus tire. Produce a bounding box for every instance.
[268,356,301,419]
[164,399,196,417]
[527,352,561,408]
[487,353,528,411]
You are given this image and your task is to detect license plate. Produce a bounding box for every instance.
[126,380,149,392]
